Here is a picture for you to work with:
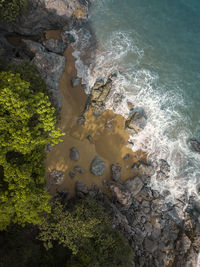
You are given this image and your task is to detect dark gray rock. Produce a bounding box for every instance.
[49,169,64,185]
[69,171,76,178]
[111,163,121,181]
[123,153,130,161]
[43,39,68,54]
[187,138,200,153]
[107,182,132,207]
[0,34,14,57]
[159,159,170,174]
[74,165,85,174]
[71,77,80,87]
[90,156,105,176]
[87,135,93,143]
[32,51,65,90]
[124,176,144,196]
[61,32,76,44]
[77,115,85,125]
[69,147,80,161]
[20,39,46,59]
[76,181,88,197]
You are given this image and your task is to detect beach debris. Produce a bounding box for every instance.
[90,156,105,176]
[69,171,76,179]
[111,163,121,181]
[74,165,85,174]
[71,77,80,87]
[69,147,80,161]
[49,169,64,185]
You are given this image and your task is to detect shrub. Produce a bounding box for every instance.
[0,0,28,22]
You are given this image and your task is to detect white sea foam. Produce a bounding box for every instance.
[68,27,200,201]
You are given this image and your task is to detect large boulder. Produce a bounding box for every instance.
[124,176,144,196]
[0,0,90,35]
[107,182,132,207]
[187,138,200,154]
[125,107,147,133]
[43,39,68,55]
[32,51,65,90]
[90,156,105,176]
[19,39,46,59]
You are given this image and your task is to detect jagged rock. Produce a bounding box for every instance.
[187,138,200,153]
[124,176,144,196]
[0,0,90,35]
[74,165,85,174]
[61,32,76,44]
[159,159,170,173]
[69,147,80,161]
[125,107,147,132]
[49,169,64,185]
[71,77,80,87]
[111,163,121,181]
[108,182,132,207]
[69,171,76,178]
[123,153,130,161]
[20,39,46,59]
[43,39,68,54]
[138,163,155,177]
[76,181,88,197]
[90,156,105,176]
[32,51,65,90]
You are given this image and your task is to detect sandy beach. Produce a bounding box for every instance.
[45,30,146,196]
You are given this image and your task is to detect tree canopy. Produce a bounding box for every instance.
[0,0,27,22]
[0,68,64,230]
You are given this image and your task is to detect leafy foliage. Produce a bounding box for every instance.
[0,0,27,22]
[39,198,134,267]
[0,70,64,230]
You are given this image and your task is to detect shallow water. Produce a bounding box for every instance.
[71,0,200,200]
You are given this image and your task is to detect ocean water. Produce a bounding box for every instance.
[70,0,200,201]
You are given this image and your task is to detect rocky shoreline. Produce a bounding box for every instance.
[1,1,200,266]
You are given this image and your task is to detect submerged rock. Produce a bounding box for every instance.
[69,147,80,161]
[71,77,80,87]
[187,138,200,153]
[20,39,46,59]
[74,165,85,174]
[90,156,105,176]
[49,170,64,185]
[111,163,121,181]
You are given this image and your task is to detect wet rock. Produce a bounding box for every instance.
[92,104,106,117]
[87,135,93,143]
[156,171,168,181]
[76,181,88,197]
[61,32,76,44]
[187,138,200,153]
[69,147,80,161]
[159,159,170,173]
[92,78,104,90]
[77,115,85,125]
[138,163,155,177]
[32,51,65,90]
[74,165,85,174]
[123,153,130,161]
[49,170,64,185]
[69,171,76,179]
[108,182,132,207]
[112,93,125,111]
[111,163,121,181]
[43,39,68,54]
[125,107,147,132]
[124,176,144,196]
[90,156,105,176]
[71,77,80,87]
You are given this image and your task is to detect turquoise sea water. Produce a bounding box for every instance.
[72,0,200,199]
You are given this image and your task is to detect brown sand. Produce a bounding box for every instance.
[45,31,146,196]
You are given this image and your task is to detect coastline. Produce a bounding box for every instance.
[45,30,146,196]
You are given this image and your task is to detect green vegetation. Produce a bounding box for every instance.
[39,198,134,267]
[0,0,28,22]
[0,63,64,230]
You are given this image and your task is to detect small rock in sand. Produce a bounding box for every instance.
[111,163,121,181]
[69,147,80,161]
[91,156,106,176]
[74,165,85,174]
